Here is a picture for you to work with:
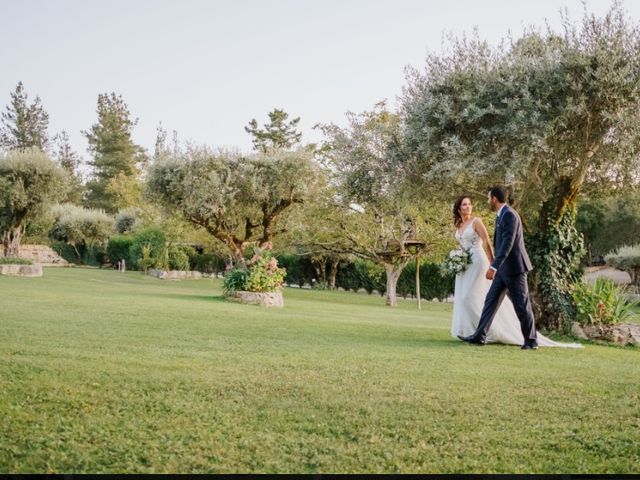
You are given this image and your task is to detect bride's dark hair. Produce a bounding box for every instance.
[453,195,471,228]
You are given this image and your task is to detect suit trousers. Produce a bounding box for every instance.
[475,270,538,345]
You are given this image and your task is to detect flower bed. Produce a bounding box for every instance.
[222,242,286,307]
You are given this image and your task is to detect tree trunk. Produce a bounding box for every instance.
[311,257,327,284]
[529,176,585,332]
[2,226,23,257]
[629,267,640,291]
[384,263,403,307]
[229,242,246,268]
[328,256,340,290]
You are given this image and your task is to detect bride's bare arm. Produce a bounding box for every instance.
[474,218,494,263]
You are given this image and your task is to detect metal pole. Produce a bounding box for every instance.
[416,256,421,310]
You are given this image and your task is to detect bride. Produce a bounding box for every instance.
[450,195,582,347]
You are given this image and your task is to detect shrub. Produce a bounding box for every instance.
[129,227,167,271]
[276,253,315,287]
[106,235,135,267]
[335,259,385,294]
[81,244,106,267]
[51,240,80,264]
[311,281,331,290]
[137,244,157,272]
[572,278,638,325]
[223,268,249,295]
[419,262,455,301]
[605,244,640,289]
[335,262,360,292]
[397,262,419,299]
[189,251,226,274]
[0,257,32,265]
[393,261,455,300]
[50,238,106,267]
[168,245,190,271]
[355,260,385,295]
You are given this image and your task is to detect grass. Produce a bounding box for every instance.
[1,267,639,474]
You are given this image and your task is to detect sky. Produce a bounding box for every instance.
[3,0,640,162]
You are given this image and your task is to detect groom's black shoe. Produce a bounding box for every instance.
[457,335,486,345]
[521,343,539,350]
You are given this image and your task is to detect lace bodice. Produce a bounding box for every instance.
[455,219,483,250]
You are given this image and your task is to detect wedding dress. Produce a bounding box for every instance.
[450,219,582,347]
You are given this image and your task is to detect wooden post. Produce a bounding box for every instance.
[416,256,421,310]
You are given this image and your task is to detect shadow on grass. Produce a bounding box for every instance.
[147,293,227,303]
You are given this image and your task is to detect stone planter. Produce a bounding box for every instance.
[0,263,43,277]
[226,290,284,308]
[147,269,203,280]
[572,322,640,347]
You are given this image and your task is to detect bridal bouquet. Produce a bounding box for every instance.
[441,248,472,275]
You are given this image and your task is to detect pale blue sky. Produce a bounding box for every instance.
[2,0,640,160]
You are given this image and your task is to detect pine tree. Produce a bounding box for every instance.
[0,82,50,151]
[53,130,81,174]
[82,93,146,211]
[53,130,84,203]
[245,108,302,152]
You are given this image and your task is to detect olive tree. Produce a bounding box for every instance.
[402,4,640,329]
[314,103,451,306]
[0,148,66,256]
[147,145,319,266]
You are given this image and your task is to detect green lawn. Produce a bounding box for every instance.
[1,268,638,474]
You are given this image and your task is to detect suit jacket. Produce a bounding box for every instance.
[491,205,533,275]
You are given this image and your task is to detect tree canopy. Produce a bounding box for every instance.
[147,145,319,264]
[402,3,640,225]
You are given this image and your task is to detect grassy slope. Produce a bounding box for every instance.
[1,268,638,473]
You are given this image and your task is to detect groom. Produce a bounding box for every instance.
[459,186,539,349]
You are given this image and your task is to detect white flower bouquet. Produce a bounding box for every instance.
[441,248,473,275]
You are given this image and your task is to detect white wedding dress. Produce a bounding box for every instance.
[450,219,582,347]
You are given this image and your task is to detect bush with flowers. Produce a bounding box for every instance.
[223,242,287,294]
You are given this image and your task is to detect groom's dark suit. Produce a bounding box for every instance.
[471,205,538,346]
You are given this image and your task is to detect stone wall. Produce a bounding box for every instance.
[147,269,203,280]
[572,322,640,347]
[0,264,43,277]
[583,266,631,285]
[6,245,68,266]
[226,290,284,308]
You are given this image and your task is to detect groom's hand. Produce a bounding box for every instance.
[486,268,496,280]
